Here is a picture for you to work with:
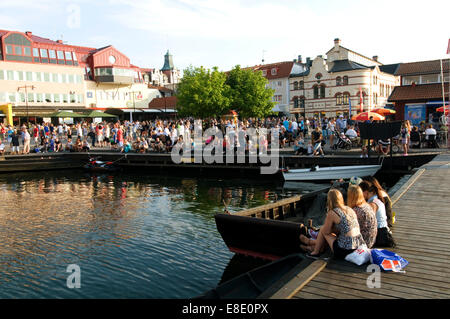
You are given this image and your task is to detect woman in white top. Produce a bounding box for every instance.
[359,181,396,248]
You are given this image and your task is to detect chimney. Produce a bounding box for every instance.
[25,31,32,37]
[306,57,311,66]
[334,38,341,49]
[56,40,63,44]
[298,55,302,63]
[372,56,378,62]
[293,59,297,63]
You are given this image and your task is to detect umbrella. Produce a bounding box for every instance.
[351,111,385,122]
[436,105,449,112]
[372,108,396,115]
[48,111,85,118]
[83,110,118,118]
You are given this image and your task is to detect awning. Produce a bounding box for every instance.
[142,109,162,113]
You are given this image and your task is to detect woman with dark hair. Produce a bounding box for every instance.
[364,176,394,228]
[359,181,396,248]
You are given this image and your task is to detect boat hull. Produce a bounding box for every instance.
[282,165,381,181]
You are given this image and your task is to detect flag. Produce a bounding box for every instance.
[348,95,352,116]
[359,87,364,112]
[447,39,450,54]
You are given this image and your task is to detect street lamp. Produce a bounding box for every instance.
[17,85,35,125]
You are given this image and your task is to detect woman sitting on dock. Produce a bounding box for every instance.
[347,185,377,249]
[364,176,394,228]
[359,181,396,248]
[300,189,366,259]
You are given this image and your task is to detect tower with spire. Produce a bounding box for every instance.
[160,50,180,88]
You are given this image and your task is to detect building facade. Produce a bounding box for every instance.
[289,39,400,118]
[0,29,161,123]
[388,59,449,126]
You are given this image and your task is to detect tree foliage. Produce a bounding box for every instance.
[176,66,231,119]
[225,65,275,118]
[176,65,275,119]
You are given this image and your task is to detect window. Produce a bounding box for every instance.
[19,92,25,103]
[44,73,50,82]
[61,74,67,83]
[271,68,277,75]
[57,51,64,60]
[23,47,32,56]
[14,46,22,55]
[45,93,52,103]
[320,85,326,98]
[17,71,24,81]
[299,81,304,90]
[0,92,6,102]
[7,70,14,80]
[62,94,68,103]
[293,97,299,108]
[278,81,282,87]
[342,76,348,85]
[35,72,42,81]
[40,49,48,58]
[336,93,342,105]
[300,97,305,108]
[0,70,4,80]
[27,93,34,102]
[65,51,73,60]
[293,81,298,90]
[8,92,16,102]
[72,52,78,61]
[336,76,342,86]
[68,74,74,83]
[26,71,32,81]
[54,94,60,103]
[33,48,39,57]
[52,73,58,82]
[5,45,13,54]
[315,73,322,80]
[77,94,83,103]
[49,50,56,59]
[313,86,319,99]
[70,93,76,103]
[343,93,350,105]
[36,93,43,102]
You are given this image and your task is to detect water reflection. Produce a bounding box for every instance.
[0,170,310,298]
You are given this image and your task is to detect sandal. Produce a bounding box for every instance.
[306,252,321,260]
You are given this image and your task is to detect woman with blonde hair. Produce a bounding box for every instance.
[347,185,377,248]
[300,189,366,259]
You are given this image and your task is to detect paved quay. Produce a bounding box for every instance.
[272,152,450,299]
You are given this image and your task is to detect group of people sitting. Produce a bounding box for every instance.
[299,176,395,260]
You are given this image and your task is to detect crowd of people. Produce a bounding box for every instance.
[0,114,445,156]
[299,176,396,260]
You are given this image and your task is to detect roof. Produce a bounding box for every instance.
[395,59,450,76]
[148,96,177,109]
[289,69,310,78]
[328,59,370,72]
[379,63,400,75]
[252,61,295,79]
[148,84,173,93]
[388,83,449,102]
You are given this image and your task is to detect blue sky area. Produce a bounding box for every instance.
[1,0,449,72]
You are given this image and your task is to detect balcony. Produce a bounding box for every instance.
[94,67,137,84]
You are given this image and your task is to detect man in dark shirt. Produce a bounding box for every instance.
[311,127,324,157]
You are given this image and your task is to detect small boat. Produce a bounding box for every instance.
[83,158,119,172]
[282,164,381,181]
[197,253,311,299]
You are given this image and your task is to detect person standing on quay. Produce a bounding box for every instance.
[22,127,31,154]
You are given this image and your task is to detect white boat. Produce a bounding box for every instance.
[282,165,381,181]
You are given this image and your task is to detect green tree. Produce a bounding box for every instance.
[176,66,231,119]
[225,65,275,118]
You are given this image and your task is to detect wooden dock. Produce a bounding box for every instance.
[276,152,450,299]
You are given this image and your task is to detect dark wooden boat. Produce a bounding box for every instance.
[197,253,311,299]
[215,188,330,261]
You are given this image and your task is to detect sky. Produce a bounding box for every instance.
[1,0,449,72]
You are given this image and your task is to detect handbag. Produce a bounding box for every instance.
[370,249,408,272]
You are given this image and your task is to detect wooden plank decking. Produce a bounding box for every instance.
[291,152,450,299]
